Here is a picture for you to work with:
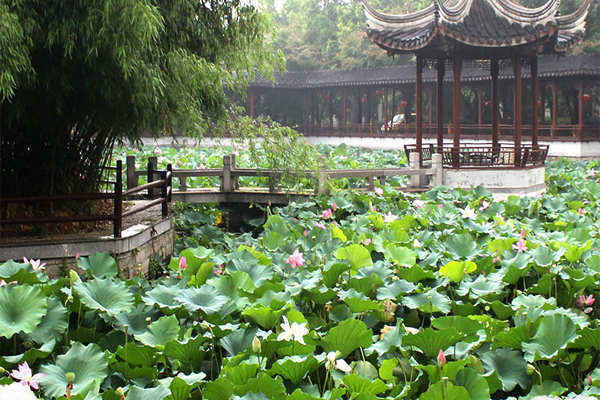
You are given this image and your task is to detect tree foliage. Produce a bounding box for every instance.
[260,0,600,71]
[0,0,284,196]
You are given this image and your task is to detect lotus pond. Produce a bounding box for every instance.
[3,154,600,399]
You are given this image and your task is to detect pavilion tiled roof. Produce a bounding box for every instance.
[362,0,591,57]
[249,54,600,89]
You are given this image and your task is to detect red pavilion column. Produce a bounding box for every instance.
[384,87,388,133]
[551,83,558,137]
[436,59,445,152]
[531,56,539,149]
[452,57,462,168]
[578,81,584,140]
[477,88,483,128]
[513,55,523,166]
[428,87,434,128]
[249,90,255,119]
[491,59,500,154]
[416,56,424,162]
[342,91,347,132]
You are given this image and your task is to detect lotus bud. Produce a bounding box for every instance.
[437,349,446,366]
[587,375,593,386]
[65,372,76,383]
[526,364,536,375]
[251,336,261,353]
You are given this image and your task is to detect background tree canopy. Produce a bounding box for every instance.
[0,0,284,196]
[260,0,599,71]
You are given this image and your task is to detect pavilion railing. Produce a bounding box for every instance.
[404,144,549,169]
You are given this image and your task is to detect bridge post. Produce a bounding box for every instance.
[221,155,233,193]
[317,171,329,196]
[431,153,443,187]
[148,156,158,198]
[126,156,137,190]
[409,152,421,188]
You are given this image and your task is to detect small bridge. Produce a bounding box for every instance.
[126,154,442,206]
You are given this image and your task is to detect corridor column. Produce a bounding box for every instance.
[452,57,462,168]
[416,56,424,161]
[436,58,445,152]
[513,55,523,166]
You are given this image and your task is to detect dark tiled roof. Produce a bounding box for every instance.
[362,0,591,56]
[250,54,600,89]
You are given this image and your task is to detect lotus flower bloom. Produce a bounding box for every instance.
[437,350,446,366]
[277,316,308,345]
[412,199,425,209]
[325,352,352,373]
[0,382,38,400]
[314,222,327,230]
[179,256,188,271]
[374,187,383,196]
[214,264,224,275]
[322,209,333,219]
[461,205,477,220]
[577,294,595,309]
[520,229,526,239]
[10,362,45,390]
[578,208,585,216]
[23,258,45,271]
[364,238,372,246]
[513,238,528,253]
[438,204,444,209]
[383,212,398,223]
[331,202,338,210]
[286,250,305,269]
[154,146,162,154]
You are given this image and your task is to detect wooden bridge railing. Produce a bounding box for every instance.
[1,161,172,238]
[126,154,441,197]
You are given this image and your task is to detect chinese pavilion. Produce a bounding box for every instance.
[362,0,592,169]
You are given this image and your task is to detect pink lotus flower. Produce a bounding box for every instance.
[286,250,305,269]
[322,209,333,219]
[577,294,595,309]
[214,264,224,275]
[513,238,527,253]
[587,375,593,386]
[303,230,308,237]
[437,350,446,366]
[438,204,444,209]
[383,212,398,223]
[154,146,162,154]
[520,229,526,239]
[179,256,188,271]
[492,256,501,264]
[10,362,45,390]
[374,187,383,196]
[314,222,326,230]
[332,202,338,210]
[412,199,425,209]
[364,238,372,246]
[578,208,584,216]
[0,280,17,287]
[23,258,45,271]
